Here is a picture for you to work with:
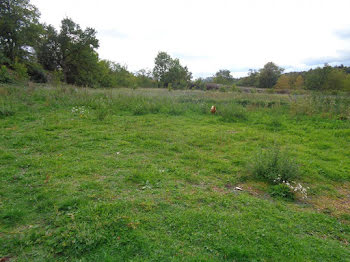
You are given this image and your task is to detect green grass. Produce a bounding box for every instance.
[1,84,350,261]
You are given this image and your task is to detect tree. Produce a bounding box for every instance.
[136,69,156,88]
[153,51,192,88]
[213,69,233,85]
[37,25,60,71]
[258,62,284,88]
[304,64,332,90]
[153,52,173,84]
[294,75,304,89]
[274,75,291,89]
[324,68,348,91]
[0,0,41,63]
[111,63,136,87]
[57,18,100,86]
[238,69,259,87]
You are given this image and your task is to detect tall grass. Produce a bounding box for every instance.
[1,84,349,122]
[289,93,350,120]
[249,147,299,184]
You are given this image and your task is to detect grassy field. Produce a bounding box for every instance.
[1,84,350,261]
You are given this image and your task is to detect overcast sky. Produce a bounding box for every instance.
[31,0,350,78]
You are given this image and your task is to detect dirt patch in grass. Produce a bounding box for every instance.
[309,183,350,221]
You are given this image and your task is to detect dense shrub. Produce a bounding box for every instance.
[249,147,299,183]
[191,79,206,90]
[304,65,350,91]
[13,62,28,81]
[0,65,13,83]
[26,63,47,83]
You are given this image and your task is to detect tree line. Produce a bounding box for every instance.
[1,0,350,92]
[238,63,350,91]
[0,0,158,87]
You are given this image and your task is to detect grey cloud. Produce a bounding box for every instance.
[303,50,350,66]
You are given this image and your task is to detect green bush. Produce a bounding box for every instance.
[219,86,227,92]
[269,184,295,200]
[13,62,28,81]
[51,70,64,86]
[230,84,238,92]
[191,79,206,90]
[249,147,299,183]
[0,65,13,83]
[26,63,47,83]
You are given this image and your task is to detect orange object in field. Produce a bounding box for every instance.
[211,105,216,114]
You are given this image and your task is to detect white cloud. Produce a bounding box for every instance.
[31,0,350,77]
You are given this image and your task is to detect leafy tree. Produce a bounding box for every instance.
[274,75,291,89]
[294,75,304,89]
[191,78,206,90]
[164,59,192,89]
[37,25,60,71]
[0,0,41,63]
[153,52,173,84]
[213,69,234,85]
[96,59,117,87]
[111,63,136,87]
[303,64,350,91]
[57,18,100,86]
[238,69,259,87]
[135,69,156,88]
[258,62,284,88]
[304,65,332,90]
[324,68,348,91]
[153,51,192,88]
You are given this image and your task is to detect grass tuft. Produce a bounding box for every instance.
[249,147,299,184]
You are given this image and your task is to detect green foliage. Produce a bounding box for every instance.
[153,51,192,88]
[290,93,350,120]
[0,0,41,63]
[304,65,350,91]
[218,103,248,122]
[213,69,234,85]
[112,63,136,88]
[51,70,64,86]
[37,25,60,71]
[191,78,206,90]
[294,75,304,89]
[258,62,284,88]
[0,51,10,65]
[230,83,238,91]
[95,104,109,121]
[274,75,292,89]
[153,51,172,83]
[219,86,227,92]
[238,69,260,87]
[0,65,13,83]
[135,69,156,88]
[305,65,331,90]
[13,61,28,81]
[249,147,299,183]
[36,17,99,87]
[269,184,295,200]
[26,62,47,83]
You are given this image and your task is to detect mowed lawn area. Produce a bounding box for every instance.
[1,84,350,261]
